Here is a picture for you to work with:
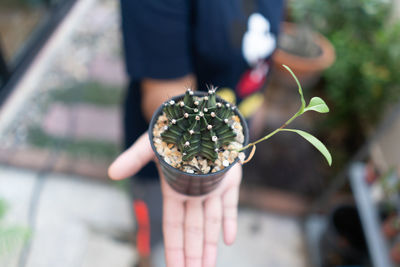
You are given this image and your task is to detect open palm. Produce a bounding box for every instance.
[108,133,242,267]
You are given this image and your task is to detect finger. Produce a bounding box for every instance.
[108,133,153,180]
[203,197,222,267]
[222,185,240,245]
[185,200,204,267]
[163,198,185,267]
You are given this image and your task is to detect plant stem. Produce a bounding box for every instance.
[237,110,302,152]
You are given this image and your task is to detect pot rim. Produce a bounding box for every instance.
[273,22,336,72]
[148,91,249,178]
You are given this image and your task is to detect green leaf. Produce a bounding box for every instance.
[282,64,305,111]
[0,226,30,256]
[304,97,330,113]
[0,199,7,219]
[280,129,332,166]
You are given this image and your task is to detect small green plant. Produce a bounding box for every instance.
[161,87,236,161]
[161,65,332,166]
[238,65,332,166]
[0,199,30,257]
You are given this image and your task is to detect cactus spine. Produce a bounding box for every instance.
[161,87,237,162]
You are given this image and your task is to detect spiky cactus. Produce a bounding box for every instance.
[161,88,237,162]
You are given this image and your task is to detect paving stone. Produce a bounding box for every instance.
[152,208,306,267]
[42,103,122,142]
[0,166,37,224]
[0,166,38,267]
[372,112,400,172]
[42,104,71,138]
[26,173,135,267]
[0,147,111,180]
[25,221,90,267]
[51,152,110,180]
[240,186,308,216]
[51,152,73,174]
[37,173,133,234]
[68,158,110,180]
[72,104,122,142]
[88,55,127,86]
[82,232,136,267]
[0,148,12,164]
[217,209,306,267]
[0,166,135,267]
[7,147,51,171]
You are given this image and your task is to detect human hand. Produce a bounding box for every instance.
[108,133,242,267]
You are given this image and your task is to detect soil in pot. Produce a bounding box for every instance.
[152,113,245,174]
[279,24,322,58]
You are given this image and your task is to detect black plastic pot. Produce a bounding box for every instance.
[320,204,371,267]
[148,92,249,196]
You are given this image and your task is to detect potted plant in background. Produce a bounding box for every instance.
[288,0,400,166]
[149,65,332,196]
[273,22,335,88]
[272,0,336,88]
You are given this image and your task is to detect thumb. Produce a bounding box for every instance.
[108,133,154,180]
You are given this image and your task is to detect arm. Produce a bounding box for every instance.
[141,74,196,122]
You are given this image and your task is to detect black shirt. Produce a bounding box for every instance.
[120,0,284,178]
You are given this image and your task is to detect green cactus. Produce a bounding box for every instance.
[161,87,237,162]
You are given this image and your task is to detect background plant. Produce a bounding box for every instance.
[289,0,400,136]
[0,199,30,257]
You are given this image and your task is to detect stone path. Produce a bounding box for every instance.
[0,0,125,178]
[42,103,122,142]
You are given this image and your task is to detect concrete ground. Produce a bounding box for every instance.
[0,166,136,267]
[0,165,306,267]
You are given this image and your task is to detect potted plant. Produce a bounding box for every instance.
[391,243,400,264]
[149,87,248,196]
[272,0,337,88]
[149,65,332,196]
[288,0,400,163]
[320,204,370,266]
[273,21,336,88]
[383,215,400,239]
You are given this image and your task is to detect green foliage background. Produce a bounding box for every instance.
[290,0,400,129]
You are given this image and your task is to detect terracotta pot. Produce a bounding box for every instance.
[390,243,400,264]
[320,205,370,266]
[148,92,249,196]
[382,216,400,239]
[273,22,336,88]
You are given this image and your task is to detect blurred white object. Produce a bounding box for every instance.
[242,13,276,66]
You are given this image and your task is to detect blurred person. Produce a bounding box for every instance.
[108,1,284,266]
